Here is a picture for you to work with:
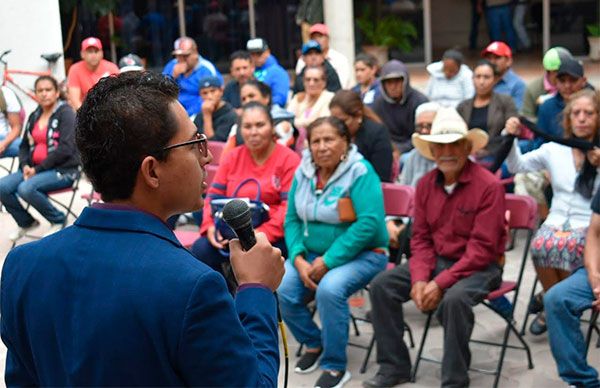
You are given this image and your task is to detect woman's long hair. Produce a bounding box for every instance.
[329,89,382,124]
[563,89,600,198]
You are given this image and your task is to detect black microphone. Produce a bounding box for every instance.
[222,199,256,251]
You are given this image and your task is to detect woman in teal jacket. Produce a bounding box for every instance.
[278,116,388,388]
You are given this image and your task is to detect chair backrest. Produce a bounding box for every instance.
[208,141,225,165]
[381,183,415,218]
[505,193,538,230]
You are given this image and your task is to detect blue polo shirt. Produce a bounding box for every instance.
[493,68,526,110]
[253,55,290,107]
[163,57,223,117]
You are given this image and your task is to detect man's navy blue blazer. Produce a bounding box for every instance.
[1,206,279,386]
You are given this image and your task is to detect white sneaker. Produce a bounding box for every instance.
[43,223,64,238]
[8,220,40,241]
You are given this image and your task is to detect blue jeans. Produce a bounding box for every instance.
[545,267,600,388]
[485,4,517,50]
[0,135,21,158]
[278,251,387,371]
[0,170,74,227]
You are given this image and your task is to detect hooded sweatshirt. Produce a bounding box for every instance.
[425,61,474,108]
[372,60,428,154]
[285,145,388,269]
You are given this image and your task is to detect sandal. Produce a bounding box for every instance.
[529,312,547,335]
[527,292,544,314]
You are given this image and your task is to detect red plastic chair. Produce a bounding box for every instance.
[174,230,199,249]
[208,141,225,165]
[411,194,538,388]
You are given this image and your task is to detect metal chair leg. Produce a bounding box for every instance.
[405,323,415,348]
[410,312,433,383]
[520,276,539,335]
[585,310,599,356]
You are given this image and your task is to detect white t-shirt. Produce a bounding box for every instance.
[0,86,20,137]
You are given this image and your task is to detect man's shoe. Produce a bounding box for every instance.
[43,222,64,238]
[529,312,547,335]
[527,292,544,314]
[315,370,351,388]
[295,349,322,374]
[362,372,410,388]
[8,220,40,241]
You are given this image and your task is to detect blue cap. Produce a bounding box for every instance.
[199,75,222,90]
[302,40,322,55]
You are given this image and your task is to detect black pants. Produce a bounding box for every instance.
[369,257,502,387]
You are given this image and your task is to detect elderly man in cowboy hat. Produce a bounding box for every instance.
[364,108,507,388]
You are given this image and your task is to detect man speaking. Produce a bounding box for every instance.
[1,72,284,386]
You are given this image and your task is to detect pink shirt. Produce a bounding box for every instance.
[67,59,119,103]
[31,121,48,166]
[200,143,300,242]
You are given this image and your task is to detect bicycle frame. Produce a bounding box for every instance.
[1,50,57,103]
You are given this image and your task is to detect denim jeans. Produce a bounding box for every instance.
[0,170,74,227]
[0,135,21,158]
[545,267,600,388]
[278,250,387,371]
[485,4,517,50]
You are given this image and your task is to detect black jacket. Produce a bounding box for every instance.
[194,101,239,142]
[293,60,341,95]
[354,118,393,182]
[19,101,79,174]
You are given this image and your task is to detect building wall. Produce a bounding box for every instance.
[1,0,65,113]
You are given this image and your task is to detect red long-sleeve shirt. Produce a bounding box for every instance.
[409,160,507,290]
[200,143,300,242]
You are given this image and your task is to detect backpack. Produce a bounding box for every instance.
[0,86,26,125]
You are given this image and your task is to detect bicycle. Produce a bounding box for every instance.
[1,49,62,102]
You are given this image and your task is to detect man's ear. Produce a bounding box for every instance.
[139,155,161,189]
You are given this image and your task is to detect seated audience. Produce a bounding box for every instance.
[0,85,22,158]
[191,102,300,276]
[425,49,474,108]
[296,23,352,88]
[0,76,79,240]
[372,59,428,156]
[162,37,222,117]
[279,116,388,388]
[288,66,335,135]
[293,40,341,95]
[247,38,290,107]
[329,90,393,182]
[521,47,573,122]
[364,108,506,388]
[504,89,600,335]
[481,41,526,110]
[457,59,518,171]
[545,185,600,388]
[193,76,238,142]
[223,50,255,111]
[224,80,296,153]
[351,53,381,105]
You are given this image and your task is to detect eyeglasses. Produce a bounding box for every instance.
[162,132,208,157]
[415,123,433,131]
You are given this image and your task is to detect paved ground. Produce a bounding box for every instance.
[0,57,599,387]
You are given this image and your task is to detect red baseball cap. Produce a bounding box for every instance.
[81,37,102,51]
[309,23,329,36]
[481,41,512,58]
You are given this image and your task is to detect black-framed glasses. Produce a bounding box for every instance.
[162,132,208,157]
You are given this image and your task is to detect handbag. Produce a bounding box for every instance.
[210,178,270,242]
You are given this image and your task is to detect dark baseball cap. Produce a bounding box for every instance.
[557,57,584,79]
[199,75,222,90]
[302,40,322,55]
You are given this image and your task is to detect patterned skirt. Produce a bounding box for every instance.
[530,223,587,272]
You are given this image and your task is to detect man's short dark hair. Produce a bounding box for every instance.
[229,50,252,63]
[76,72,180,202]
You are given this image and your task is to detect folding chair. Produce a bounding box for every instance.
[81,189,102,205]
[355,183,416,374]
[411,193,538,388]
[0,156,17,174]
[207,141,225,165]
[586,310,600,356]
[11,173,82,248]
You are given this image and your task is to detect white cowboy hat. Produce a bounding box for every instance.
[412,107,489,160]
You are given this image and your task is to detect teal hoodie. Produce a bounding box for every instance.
[285,145,389,269]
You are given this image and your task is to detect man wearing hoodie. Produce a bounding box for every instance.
[246,38,290,107]
[372,60,429,155]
